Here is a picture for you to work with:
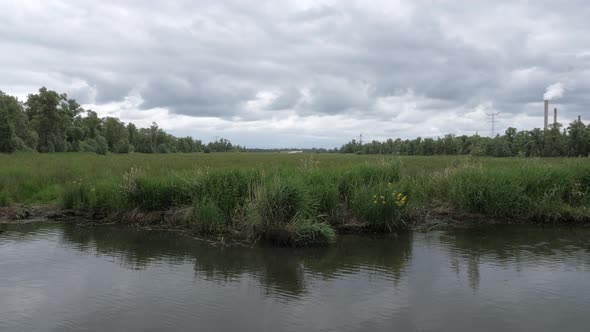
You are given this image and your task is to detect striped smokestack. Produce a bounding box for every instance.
[544,100,549,130]
[554,107,557,127]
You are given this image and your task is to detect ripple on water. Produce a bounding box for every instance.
[2,223,590,331]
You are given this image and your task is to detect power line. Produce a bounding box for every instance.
[487,112,500,137]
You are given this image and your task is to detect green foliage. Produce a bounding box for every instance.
[62,180,121,209]
[303,171,340,222]
[124,176,194,211]
[288,219,336,246]
[201,170,257,220]
[0,189,8,206]
[338,159,401,202]
[0,91,37,152]
[341,124,590,158]
[95,136,108,155]
[1,152,590,246]
[350,182,407,231]
[191,198,226,235]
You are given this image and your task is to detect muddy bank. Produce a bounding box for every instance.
[2,204,588,232]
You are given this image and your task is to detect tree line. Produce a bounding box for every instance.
[0,87,241,154]
[340,123,590,157]
[2,87,589,157]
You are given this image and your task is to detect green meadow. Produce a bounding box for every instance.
[1,153,589,245]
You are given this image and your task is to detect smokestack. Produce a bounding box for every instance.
[544,100,549,130]
[579,115,582,122]
[554,107,557,127]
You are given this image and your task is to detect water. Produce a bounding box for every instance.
[1,223,590,332]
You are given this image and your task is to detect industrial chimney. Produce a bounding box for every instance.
[544,100,549,130]
[554,108,557,128]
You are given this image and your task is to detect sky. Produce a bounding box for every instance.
[1,0,589,148]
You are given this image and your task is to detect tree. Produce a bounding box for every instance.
[95,135,108,155]
[567,120,588,157]
[103,117,130,153]
[0,108,16,152]
[25,87,69,152]
[0,91,37,151]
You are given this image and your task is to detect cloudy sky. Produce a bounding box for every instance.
[1,0,589,148]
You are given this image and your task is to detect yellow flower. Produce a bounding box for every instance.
[373,200,377,204]
[382,201,386,204]
[380,195,385,199]
[397,193,402,198]
[373,194,377,198]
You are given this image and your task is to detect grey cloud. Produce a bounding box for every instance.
[1,0,589,146]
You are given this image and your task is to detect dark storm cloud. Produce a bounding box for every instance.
[1,0,589,145]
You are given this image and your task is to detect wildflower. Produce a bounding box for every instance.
[373,200,377,204]
[380,195,385,199]
[397,193,402,199]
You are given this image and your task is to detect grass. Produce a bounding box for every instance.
[1,152,589,245]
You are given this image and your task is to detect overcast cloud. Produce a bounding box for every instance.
[1,0,589,148]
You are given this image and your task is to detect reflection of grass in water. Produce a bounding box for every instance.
[439,225,590,291]
[59,224,413,297]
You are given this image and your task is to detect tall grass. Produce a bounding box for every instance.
[1,152,589,245]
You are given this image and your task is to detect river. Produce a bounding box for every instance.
[1,222,590,331]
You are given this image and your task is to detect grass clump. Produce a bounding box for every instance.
[201,169,258,221]
[0,188,8,206]
[351,181,408,231]
[190,198,226,235]
[249,178,335,246]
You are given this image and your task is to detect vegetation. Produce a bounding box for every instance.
[0,88,241,154]
[1,153,589,245]
[3,87,589,157]
[341,124,590,157]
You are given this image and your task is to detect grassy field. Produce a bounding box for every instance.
[1,152,589,245]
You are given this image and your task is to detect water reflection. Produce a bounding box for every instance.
[58,224,413,298]
[3,222,590,332]
[438,225,590,291]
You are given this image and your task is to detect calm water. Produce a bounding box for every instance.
[1,223,590,332]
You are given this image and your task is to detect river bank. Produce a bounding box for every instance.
[1,154,589,245]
